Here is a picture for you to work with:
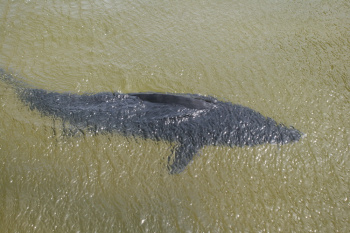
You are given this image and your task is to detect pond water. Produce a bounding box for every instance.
[0,0,349,232]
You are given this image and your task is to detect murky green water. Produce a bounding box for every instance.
[0,0,349,232]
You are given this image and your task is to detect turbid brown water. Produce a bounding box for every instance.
[0,0,349,232]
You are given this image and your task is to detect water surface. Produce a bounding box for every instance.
[0,0,349,232]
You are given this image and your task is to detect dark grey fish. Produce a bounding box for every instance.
[0,68,302,174]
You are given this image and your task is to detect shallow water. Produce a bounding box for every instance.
[0,0,349,232]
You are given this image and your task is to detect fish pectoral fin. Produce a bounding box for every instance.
[167,143,201,174]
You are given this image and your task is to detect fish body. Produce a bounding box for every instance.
[1,68,302,173]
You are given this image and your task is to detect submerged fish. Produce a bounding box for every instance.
[0,68,302,174]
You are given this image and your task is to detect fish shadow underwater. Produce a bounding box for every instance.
[0,68,302,174]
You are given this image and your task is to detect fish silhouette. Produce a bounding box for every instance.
[1,68,302,174]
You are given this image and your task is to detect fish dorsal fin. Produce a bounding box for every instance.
[129,93,214,110]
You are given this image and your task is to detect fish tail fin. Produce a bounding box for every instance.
[0,68,33,91]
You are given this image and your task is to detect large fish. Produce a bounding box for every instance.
[0,68,302,174]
